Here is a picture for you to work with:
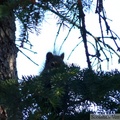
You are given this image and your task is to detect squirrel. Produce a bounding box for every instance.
[43,52,65,71]
[41,52,65,88]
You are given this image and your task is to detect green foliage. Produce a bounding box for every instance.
[0,5,9,17]
[0,66,120,119]
[0,79,21,119]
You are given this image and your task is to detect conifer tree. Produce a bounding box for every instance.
[0,0,120,119]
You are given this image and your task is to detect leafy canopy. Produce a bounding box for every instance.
[0,65,120,119]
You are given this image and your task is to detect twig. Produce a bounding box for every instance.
[67,39,83,60]
[16,44,37,54]
[54,21,63,52]
[59,20,77,54]
[18,49,39,66]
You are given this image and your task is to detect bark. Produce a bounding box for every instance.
[0,14,18,80]
[0,9,21,119]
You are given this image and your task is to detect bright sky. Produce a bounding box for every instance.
[16,0,120,79]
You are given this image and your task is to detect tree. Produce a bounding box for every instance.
[0,0,120,119]
[13,66,120,119]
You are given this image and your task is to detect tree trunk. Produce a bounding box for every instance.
[0,11,21,119]
[0,14,18,80]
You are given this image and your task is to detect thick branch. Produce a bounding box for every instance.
[78,0,91,69]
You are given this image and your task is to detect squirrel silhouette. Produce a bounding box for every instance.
[43,52,65,71]
[42,52,65,88]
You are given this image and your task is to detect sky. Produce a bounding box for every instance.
[16,0,120,79]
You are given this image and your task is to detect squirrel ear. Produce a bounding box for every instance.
[46,52,53,61]
[60,53,64,60]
